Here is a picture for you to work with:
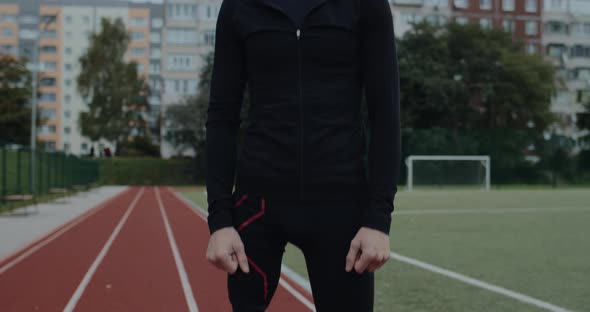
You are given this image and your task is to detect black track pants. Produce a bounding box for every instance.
[227,191,374,312]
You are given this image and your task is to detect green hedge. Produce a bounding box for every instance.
[98,157,200,185]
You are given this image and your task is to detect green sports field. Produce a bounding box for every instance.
[182,187,590,312]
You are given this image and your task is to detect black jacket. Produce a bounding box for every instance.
[205,0,401,235]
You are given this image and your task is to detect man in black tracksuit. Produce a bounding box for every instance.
[205,0,400,310]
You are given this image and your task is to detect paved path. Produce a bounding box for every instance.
[0,186,127,260]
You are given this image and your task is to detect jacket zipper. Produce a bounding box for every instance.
[296,28,303,199]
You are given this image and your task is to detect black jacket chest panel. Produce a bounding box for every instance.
[234,0,360,76]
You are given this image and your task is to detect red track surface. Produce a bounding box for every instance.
[0,187,314,312]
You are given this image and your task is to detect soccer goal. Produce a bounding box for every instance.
[405,155,491,191]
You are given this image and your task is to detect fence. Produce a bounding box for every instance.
[0,146,99,207]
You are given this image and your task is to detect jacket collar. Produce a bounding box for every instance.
[254,0,332,27]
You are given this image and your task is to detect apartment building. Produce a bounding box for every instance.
[390,0,452,36]
[0,0,163,155]
[543,0,590,150]
[160,0,221,158]
[450,0,544,54]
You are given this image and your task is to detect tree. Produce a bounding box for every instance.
[165,51,251,157]
[77,17,150,154]
[397,21,556,183]
[0,55,33,145]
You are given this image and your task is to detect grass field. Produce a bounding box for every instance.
[182,187,590,312]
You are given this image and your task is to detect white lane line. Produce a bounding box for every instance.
[155,187,199,312]
[168,188,316,311]
[0,187,130,275]
[278,278,316,311]
[281,264,312,293]
[390,252,573,312]
[63,187,145,312]
[395,207,589,215]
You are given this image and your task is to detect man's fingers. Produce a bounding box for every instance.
[367,253,388,272]
[234,242,250,273]
[222,254,238,274]
[345,240,361,272]
[354,250,377,273]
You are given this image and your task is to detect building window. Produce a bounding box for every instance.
[40,109,56,120]
[526,44,537,55]
[549,21,569,34]
[525,0,537,12]
[64,95,72,103]
[480,18,492,30]
[166,28,198,45]
[152,18,163,28]
[40,77,56,87]
[1,28,13,37]
[20,15,39,24]
[165,79,198,95]
[131,17,147,27]
[150,48,161,59]
[131,48,146,56]
[81,143,88,151]
[45,141,56,152]
[41,30,57,39]
[550,0,563,9]
[137,63,145,73]
[454,0,468,9]
[502,0,514,11]
[571,45,587,57]
[131,31,145,41]
[149,63,160,74]
[39,125,56,135]
[64,127,71,135]
[167,54,196,71]
[150,32,161,43]
[65,79,72,87]
[65,47,72,55]
[39,93,56,103]
[40,15,57,24]
[455,16,469,25]
[41,45,57,54]
[204,30,216,45]
[167,3,197,20]
[64,110,71,119]
[0,44,16,55]
[525,21,538,35]
[63,143,71,153]
[150,79,161,91]
[83,16,90,24]
[0,14,17,23]
[503,20,515,33]
[65,63,73,71]
[65,16,72,24]
[480,0,492,10]
[42,61,57,71]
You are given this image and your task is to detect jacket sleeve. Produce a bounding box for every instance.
[205,0,247,234]
[359,0,401,235]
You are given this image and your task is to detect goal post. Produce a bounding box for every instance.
[405,155,491,192]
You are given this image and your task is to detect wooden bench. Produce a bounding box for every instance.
[2,194,38,215]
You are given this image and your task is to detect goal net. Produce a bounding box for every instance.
[405,155,491,191]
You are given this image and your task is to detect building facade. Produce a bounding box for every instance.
[542,0,590,150]
[159,0,222,159]
[0,0,164,156]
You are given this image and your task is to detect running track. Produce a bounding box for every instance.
[0,187,314,311]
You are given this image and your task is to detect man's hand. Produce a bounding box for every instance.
[206,227,250,274]
[345,227,391,273]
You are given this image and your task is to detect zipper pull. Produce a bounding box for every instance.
[296,29,301,39]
